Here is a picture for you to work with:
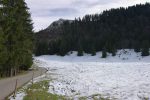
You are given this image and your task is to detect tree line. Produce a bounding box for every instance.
[0,0,33,77]
[35,3,150,57]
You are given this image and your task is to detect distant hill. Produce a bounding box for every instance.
[35,3,150,57]
[35,19,72,42]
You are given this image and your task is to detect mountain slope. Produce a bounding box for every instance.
[35,19,72,42]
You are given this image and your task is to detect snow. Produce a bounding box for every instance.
[35,49,149,63]
[9,49,150,100]
[9,91,26,100]
[34,49,150,100]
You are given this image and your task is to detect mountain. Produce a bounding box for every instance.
[35,3,150,57]
[35,19,72,42]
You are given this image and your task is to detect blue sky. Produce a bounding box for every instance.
[25,0,150,32]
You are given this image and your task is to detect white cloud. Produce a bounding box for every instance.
[25,0,150,32]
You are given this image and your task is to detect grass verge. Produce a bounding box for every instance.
[23,80,66,100]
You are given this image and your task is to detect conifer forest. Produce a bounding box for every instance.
[0,0,33,77]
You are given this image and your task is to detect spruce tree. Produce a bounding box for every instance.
[112,46,117,56]
[1,0,33,76]
[1,0,17,76]
[59,39,67,56]
[0,5,4,76]
[141,40,150,56]
[14,0,33,71]
[134,41,141,52]
[91,46,96,56]
[0,27,8,77]
[77,43,83,56]
[102,48,107,58]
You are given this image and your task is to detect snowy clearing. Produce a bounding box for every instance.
[12,49,150,100]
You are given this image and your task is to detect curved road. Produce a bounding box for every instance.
[0,67,47,100]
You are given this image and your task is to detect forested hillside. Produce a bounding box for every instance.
[0,0,33,77]
[35,3,150,57]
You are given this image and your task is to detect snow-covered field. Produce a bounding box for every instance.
[13,49,150,100]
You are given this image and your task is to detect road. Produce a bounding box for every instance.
[0,67,47,100]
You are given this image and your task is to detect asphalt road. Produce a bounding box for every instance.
[0,67,47,100]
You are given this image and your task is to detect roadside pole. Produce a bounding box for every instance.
[13,79,18,98]
[32,72,34,84]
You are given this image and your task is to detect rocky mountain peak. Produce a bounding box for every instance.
[45,19,68,32]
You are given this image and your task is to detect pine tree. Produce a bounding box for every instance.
[77,43,83,56]
[112,46,117,56]
[14,0,33,71]
[59,39,67,56]
[0,5,5,76]
[102,48,107,58]
[141,40,150,56]
[91,46,96,56]
[134,41,141,52]
[1,0,17,76]
[35,42,42,56]
[1,0,33,76]
[0,27,8,77]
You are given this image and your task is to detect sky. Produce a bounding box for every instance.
[25,0,150,32]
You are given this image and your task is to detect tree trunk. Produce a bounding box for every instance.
[14,68,17,76]
[10,68,13,77]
